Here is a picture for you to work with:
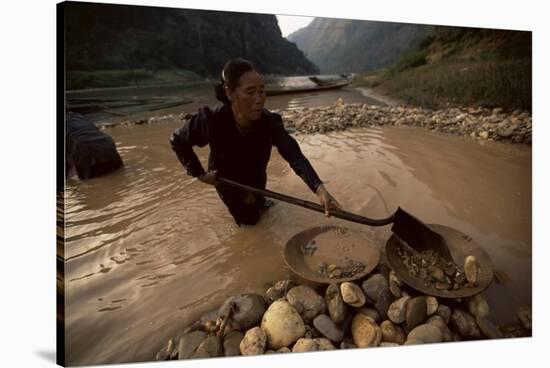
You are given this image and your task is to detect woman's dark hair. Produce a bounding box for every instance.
[215,58,258,104]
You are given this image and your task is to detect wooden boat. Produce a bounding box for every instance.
[265,78,351,96]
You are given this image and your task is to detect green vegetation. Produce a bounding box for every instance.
[384,50,428,77]
[288,19,432,74]
[353,27,532,112]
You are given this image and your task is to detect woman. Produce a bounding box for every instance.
[170,58,340,226]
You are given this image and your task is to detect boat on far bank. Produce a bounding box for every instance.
[265,74,352,96]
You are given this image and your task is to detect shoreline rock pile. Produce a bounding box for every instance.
[99,101,532,145]
[273,101,532,144]
[155,261,532,361]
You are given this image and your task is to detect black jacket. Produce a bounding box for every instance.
[66,112,123,179]
[170,104,322,196]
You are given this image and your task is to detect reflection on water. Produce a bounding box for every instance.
[67,77,381,125]
[64,122,531,365]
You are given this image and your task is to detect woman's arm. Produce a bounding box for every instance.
[169,106,213,178]
[271,112,341,215]
[271,113,322,192]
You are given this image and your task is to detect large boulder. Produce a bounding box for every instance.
[261,300,306,349]
[218,293,266,331]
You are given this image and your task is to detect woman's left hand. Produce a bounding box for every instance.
[315,184,342,217]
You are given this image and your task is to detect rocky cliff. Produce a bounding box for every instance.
[63,2,319,77]
[288,18,431,74]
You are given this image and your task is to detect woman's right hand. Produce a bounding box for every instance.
[315,184,342,217]
[198,170,218,185]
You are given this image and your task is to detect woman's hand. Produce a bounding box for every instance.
[315,184,342,217]
[198,170,218,185]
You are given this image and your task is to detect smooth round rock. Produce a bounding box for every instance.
[218,293,266,331]
[351,313,382,348]
[223,331,244,357]
[464,255,479,284]
[388,296,411,324]
[362,274,389,301]
[380,320,406,345]
[466,294,490,318]
[375,287,395,320]
[277,347,291,353]
[450,308,483,339]
[292,337,336,352]
[178,331,207,360]
[406,296,427,330]
[325,283,347,323]
[358,307,382,324]
[406,323,444,344]
[476,316,504,339]
[389,280,402,298]
[261,300,306,350]
[426,296,439,316]
[426,315,452,342]
[240,327,267,356]
[286,285,327,323]
[436,304,452,324]
[193,336,222,358]
[313,314,345,343]
[341,282,367,307]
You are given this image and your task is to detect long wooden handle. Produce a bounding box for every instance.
[217,177,394,226]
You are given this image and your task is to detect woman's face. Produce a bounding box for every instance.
[226,70,266,123]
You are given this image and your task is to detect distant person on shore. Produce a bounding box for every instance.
[66,112,124,180]
[170,58,341,226]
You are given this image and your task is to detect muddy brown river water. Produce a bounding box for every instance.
[63,102,531,365]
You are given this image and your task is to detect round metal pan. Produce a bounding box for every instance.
[283,226,381,284]
[386,224,494,298]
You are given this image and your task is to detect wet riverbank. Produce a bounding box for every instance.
[98,95,532,146]
[64,117,531,364]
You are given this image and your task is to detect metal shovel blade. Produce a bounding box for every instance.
[390,207,453,261]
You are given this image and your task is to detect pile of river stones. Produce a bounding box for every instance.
[273,100,532,144]
[155,261,532,361]
[100,100,531,145]
[398,248,473,291]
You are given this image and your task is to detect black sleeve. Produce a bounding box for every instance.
[271,113,323,193]
[169,106,212,177]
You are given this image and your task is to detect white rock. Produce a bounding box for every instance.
[351,313,382,348]
[261,300,306,350]
[387,296,411,324]
[464,255,480,284]
[426,296,439,316]
[240,327,267,356]
[340,282,367,307]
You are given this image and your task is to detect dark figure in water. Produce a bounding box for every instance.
[170,58,341,226]
[66,112,123,180]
